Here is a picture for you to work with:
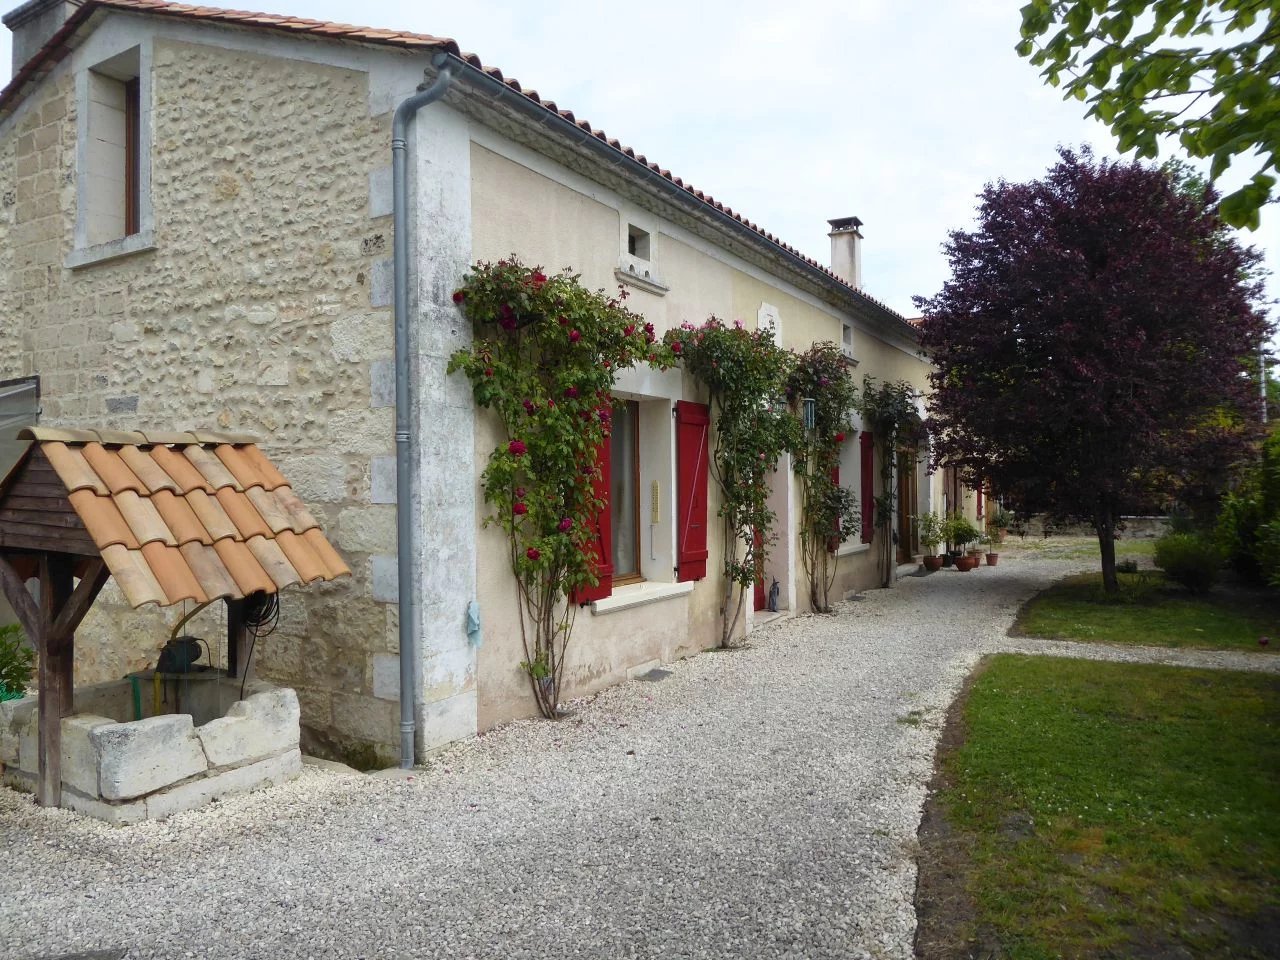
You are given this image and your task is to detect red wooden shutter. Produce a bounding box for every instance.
[572,431,613,604]
[860,431,875,543]
[676,400,710,581]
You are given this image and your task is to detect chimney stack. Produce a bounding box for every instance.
[4,0,83,78]
[827,216,863,289]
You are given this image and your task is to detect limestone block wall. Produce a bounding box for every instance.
[0,37,409,767]
[0,680,301,825]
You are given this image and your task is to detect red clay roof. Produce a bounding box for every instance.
[0,0,912,327]
[0,427,350,608]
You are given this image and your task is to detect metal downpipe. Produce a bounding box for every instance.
[392,54,455,769]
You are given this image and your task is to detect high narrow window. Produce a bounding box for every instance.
[123,77,140,237]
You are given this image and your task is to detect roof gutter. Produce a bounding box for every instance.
[434,52,916,341]
[391,53,455,769]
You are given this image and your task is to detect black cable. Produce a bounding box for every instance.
[238,591,280,700]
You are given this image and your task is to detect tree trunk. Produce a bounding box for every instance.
[1096,508,1118,594]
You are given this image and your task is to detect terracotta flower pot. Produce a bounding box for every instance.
[955,556,975,572]
[986,553,999,566]
[923,555,943,572]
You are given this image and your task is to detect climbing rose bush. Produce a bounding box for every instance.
[448,258,672,718]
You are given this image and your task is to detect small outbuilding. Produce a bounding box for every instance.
[0,427,350,823]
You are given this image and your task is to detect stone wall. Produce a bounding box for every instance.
[0,38,406,767]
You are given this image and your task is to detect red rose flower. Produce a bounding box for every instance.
[624,324,635,336]
[569,329,581,343]
[526,547,540,561]
[484,368,493,378]
[565,387,579,399]
[515,487,526,499]
[835,432,846,443]
[513,502,527,516]
[508,440,527,457]
[522,399,535,414]
[531,271,547,288]
[558,517,573,532]
[452,290,465,304]
[671,341,682,354]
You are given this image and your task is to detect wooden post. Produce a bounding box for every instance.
[36,553,74,808]
[226,597,251,681]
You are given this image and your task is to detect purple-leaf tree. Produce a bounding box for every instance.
[916,148,1272,592]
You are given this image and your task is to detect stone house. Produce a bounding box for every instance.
[0,0,972,767]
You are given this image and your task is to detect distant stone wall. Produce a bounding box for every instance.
[0,38,405,767]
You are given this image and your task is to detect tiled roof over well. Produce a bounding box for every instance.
[0,0,913,329]
[0,427,350,608]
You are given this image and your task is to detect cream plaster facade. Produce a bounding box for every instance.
[0,4,966,763]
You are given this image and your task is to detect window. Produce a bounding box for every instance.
[627,225,651,260]
[610,400,642,582]
[841,322,855,361]
[70,45,153,267]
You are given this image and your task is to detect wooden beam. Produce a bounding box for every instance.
[0,552,42,644]
[36,553,74,808]
[49,558,108,647]
[226,597,250,680]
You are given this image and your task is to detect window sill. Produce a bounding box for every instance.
[591,580,693,615]
[837,541,872,558]
[614,266,669,296]
[67,230,157,270]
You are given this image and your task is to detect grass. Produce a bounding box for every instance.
[933,655,1280,959]
[1015,570,1278,652]
[1004,535,1157,563]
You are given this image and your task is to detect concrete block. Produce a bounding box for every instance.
[145,749,301,821]
[370,357,394,408]
[62,787,147,826]
[93,714,209,801]
[369,257,393,307]
[371,554,398,603]
[370,455,396,504]
[372,653,400,701]
[197,687,299,766]
[418,689,477,754]
[61,714,115,797]
[368,165,392,219]
[0,695,35,766]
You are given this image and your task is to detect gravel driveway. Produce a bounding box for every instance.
[3,552,1273,960]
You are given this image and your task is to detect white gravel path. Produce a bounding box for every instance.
[2,552,1274,960]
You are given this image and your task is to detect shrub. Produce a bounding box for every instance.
[1154,533,1223,594]
[0,624,33,698]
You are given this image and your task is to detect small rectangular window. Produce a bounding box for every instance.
[627,225,651,261]
[124,77,140,237]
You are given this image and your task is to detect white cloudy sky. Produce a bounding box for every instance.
[3,0,1276,338]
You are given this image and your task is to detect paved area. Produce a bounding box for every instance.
[2,551,1274,960]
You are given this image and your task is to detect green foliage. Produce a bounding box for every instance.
[448,257,674,716]
[1018,0,1279,228]
[0,623,32,698]
[1215,427,1280,587]
[1154,531,1223,593]
[856,375,921,585]
[914,511,946,553]
[665,318,801,642]
[943,514,982,549]
[788,343,860,611]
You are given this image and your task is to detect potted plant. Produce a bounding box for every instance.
[983,525,1004,566]
[946,515,981,570]
[915,512,945,572]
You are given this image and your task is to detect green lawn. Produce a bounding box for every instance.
[1004,536,1156,563]
[1015,571,1278,652]
[927,655,1280,959]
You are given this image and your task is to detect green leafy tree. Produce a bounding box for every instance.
[449,258,673,718]
[1018,0,1279,227]
[856,376,922,588]
[665,319,801,646]
[0,624,32,699]
[788,343,861,612]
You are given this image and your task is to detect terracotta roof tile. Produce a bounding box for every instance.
[0,0,915,332]
[2,430,350,608]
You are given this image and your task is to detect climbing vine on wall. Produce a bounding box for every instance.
[448,258,672,718]
[788,343,861,612]
[856,375,922,588]
[664,318,801,647]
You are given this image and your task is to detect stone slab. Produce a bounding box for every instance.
[197,688,298,767]
[61,786,147,826]
[60,715,115,797]
[145,748,301,821]
[0,695,35,766]
[93,714,208,801]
